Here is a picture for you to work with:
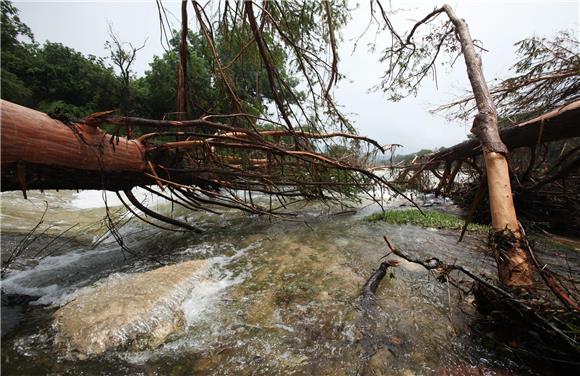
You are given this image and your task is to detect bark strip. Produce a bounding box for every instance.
[1,100,146,175]
[442,4,534,286]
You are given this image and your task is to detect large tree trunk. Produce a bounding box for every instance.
[1,100,150,192]
[442,5,534,287]
[425,100,580,165]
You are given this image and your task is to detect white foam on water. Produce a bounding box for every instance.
[181,242,259,327]
[36,271,131,307]
[181,275,243,326]
[70,187,166,209]
[120,242,260,365]
[70,190,124,209]
[0,281,61,298]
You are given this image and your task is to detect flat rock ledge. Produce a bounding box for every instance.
[53,260,207,359]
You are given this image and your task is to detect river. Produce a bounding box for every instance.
[1,188,576,375]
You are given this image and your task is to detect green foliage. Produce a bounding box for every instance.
[1,0,339,130]
[133,32,216,119]
[37,100,93,119]
[0,68,33,105]
[366,209,489,233]
[1,0,35,105]
[134,27,300,121]
[1,1,121,116]
[31,43,120,114]
[1,0,32,45]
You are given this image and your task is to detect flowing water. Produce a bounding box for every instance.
[1,189,576,375]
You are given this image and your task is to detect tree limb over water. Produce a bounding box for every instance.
[1,99,407,230]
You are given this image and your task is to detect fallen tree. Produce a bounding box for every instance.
[1,100,148,192]
[1,1,410,232]
[424,100,580,166]
[1,99,407,227]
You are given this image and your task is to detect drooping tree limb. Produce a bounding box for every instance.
[177,0,190,119]
[323,0,338,99]
[191,1,245,119]
[3,100,417,228]
[122,189,203,232]
[245,0,294,132]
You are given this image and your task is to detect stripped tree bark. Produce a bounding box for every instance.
[375,2,536,287]
[441,4,534,286]
[1,100,148,191]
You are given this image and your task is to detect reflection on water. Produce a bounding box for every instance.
[0,189,556,375]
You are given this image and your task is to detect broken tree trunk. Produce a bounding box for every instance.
[426,100,580,165]
[1,100,150,191]
[442,4,534,287]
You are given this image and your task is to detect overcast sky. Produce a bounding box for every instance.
[15,0,580,154]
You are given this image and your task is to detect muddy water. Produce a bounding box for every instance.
[0,190,558,375]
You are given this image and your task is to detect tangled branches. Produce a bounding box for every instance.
[383,236,580,366]
[85,1,412,229]
[179,1,352,133]
[85,110,406,228]
[436,31,580,122]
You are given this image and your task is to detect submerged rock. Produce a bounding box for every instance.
[53,260,207,359]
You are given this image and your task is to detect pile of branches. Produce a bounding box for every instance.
[448,138,580,236]
[387,100,580,236]
[382,236,580,371]
[85,111,403,231]
[82,1,406,230]
[380,26,580,233]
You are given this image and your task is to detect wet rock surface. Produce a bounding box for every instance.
[53,260,207,358]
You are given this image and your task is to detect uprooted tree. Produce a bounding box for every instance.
[368,1,579,362]
[371,2,574,288]
[2,0,578,295]
[1,1,408,232]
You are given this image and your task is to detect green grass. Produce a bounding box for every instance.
[366,209,489,233]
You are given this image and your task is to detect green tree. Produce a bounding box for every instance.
[1,0,35,105]
[1,1,121,116]
[132,33,215,119]
[134,28,299,121]
[30,42,121,116]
